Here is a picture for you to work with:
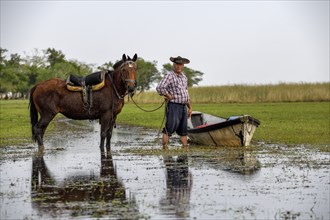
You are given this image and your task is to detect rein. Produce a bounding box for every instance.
[108,73,125,100]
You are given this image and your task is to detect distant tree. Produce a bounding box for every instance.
[161,63,204,87]
[45,48,65,68]
[98,61,114,71]
[66,60,93,76]
[0,47,93,97]
[23,49,47,68]
[0,48,7,64]
[0,48,8,73]
[7,53,21,67]
[20,49,48,87]
[136,58,160,92]
[0,49,27,93]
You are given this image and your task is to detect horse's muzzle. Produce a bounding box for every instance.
[128,85,135,94]
[125,79,137,94]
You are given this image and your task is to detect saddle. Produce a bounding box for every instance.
[66,71,106,92]
[66,71,106,113]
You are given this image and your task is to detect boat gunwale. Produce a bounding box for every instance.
[188,115,260,134]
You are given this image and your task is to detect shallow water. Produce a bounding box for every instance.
[1,119,329,219]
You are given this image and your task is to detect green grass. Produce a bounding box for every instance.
[0,100,31,146]
[0,99,59,146]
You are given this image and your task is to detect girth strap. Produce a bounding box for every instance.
[82,82,88,106]
[81,82,93,115]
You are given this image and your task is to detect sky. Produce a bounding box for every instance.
[1,0,329,86]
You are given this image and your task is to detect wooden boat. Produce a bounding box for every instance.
[187,111,261,147]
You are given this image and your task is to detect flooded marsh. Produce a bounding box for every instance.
[1,119,329,219]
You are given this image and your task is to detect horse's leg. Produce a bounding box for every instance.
[100,115,111,157]
[105,120,115,157]
[99,125,106,156]
[33,113,56,153]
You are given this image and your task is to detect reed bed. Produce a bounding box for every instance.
[131,82,330,104]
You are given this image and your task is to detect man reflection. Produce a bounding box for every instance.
[160,154,192,218]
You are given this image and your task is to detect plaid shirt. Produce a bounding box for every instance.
[156,70,190,104]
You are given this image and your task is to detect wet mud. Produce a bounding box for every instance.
[1,118,329,219]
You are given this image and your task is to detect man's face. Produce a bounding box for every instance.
[173,63,184,74]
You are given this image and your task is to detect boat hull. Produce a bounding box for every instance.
[188,113,260,147]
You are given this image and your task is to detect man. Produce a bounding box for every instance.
[156,56,192,150]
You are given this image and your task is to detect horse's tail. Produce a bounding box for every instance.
[29,86,38,142]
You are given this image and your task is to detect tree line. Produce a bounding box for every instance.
[0,47,204,98]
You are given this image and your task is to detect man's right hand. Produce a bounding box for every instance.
[165,93,173,101]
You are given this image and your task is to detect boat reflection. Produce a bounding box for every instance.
[199,148,261,175]
[160,154,192,218]
[31,152,138,218]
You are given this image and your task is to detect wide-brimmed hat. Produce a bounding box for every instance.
[170,56,190,64]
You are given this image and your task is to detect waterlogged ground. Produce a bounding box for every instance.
[0,119,329,219]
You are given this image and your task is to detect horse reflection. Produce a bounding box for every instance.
[160,154,192,218]
[31,153,132,217]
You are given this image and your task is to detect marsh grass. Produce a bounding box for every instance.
[132,82,330,103]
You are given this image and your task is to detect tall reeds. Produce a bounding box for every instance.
[131,82,330,103]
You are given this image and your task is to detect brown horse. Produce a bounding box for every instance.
[29,53,137,155]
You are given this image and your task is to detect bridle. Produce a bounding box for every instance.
[109,60,137,99]
[119,60,137,87]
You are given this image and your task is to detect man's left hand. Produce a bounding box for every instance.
[187,108,192,118]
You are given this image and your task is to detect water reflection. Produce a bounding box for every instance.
[31,152,138,218]
[160,154,192,218]
[198,148,261,175]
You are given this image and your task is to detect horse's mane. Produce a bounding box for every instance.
[112,54,136,70]
[113,60,124,70]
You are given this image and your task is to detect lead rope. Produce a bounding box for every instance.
[130,96,167,137]
[130,96,165,112]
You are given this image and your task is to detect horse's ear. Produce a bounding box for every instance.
[122,54,127,61]
[132,53,138,62]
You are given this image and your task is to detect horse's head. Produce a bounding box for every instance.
[115,53,138,95]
